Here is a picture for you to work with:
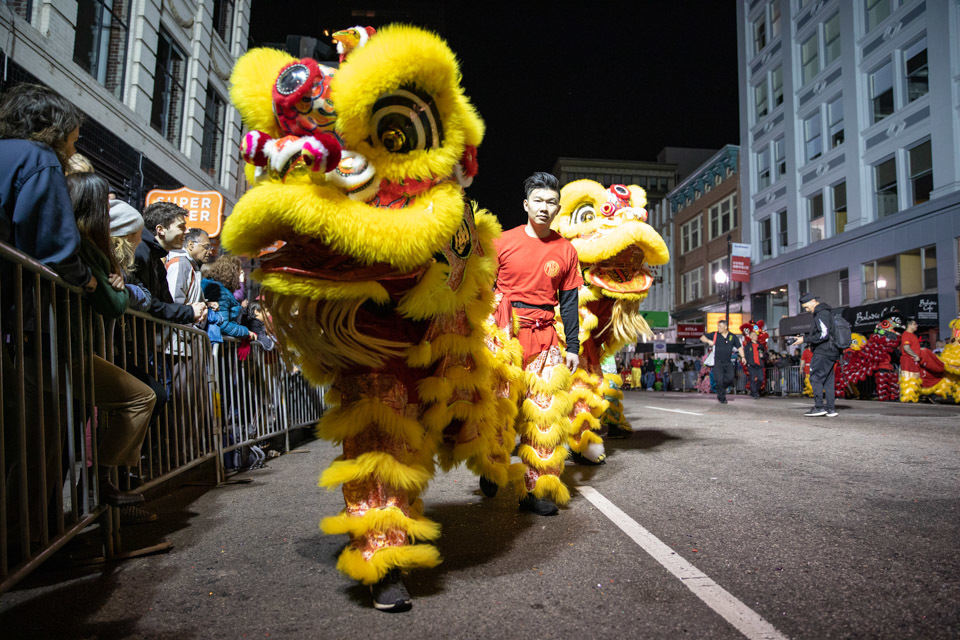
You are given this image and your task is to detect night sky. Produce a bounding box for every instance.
[248,1,740,228]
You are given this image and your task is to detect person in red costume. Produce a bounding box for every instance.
[493,171,582,516]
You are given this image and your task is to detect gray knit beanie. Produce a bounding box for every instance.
[109,199,144,237]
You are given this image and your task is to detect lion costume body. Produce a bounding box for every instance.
[222,25,520,586]
[552,181,669,459]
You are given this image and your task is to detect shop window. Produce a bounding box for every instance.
[839,268,849,306]
[73,0,129,100]
[833,181,847,235]
[200,86,226,180]
[870,61,894,124]
[808,193,825,243]
[862,244,936,301]
[151,30,187,146]
[908,140,932,206]
[875,157,898,218]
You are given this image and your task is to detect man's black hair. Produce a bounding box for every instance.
[143,201,187,233]
[523,172,560,199]
[905,316,918,326]
[185,228,209,244]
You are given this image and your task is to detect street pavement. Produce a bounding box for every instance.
[2,391,959,639]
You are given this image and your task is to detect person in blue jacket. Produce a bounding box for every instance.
[202,255,257,341]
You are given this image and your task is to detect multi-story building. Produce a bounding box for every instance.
[0,0,250,214]
[737,0,959,344]
[661,146,742,333]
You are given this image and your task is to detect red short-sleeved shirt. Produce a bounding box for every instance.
[900,331,921,372]
[494,226,583,305]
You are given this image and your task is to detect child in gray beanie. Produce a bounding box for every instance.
[108,199,151,311]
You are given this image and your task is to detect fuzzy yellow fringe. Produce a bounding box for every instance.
[336,544,442,585]
[524,474,571,506]
[321,507,441,542]
[569,428,604,453]
[319,452,432,492]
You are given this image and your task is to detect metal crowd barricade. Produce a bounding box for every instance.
[1,239,326,596]
[1,242,104,595]
[214,337,324,472]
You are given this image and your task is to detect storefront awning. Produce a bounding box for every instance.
[842,293,939,332]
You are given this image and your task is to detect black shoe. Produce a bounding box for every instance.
[119,505,158,525]
[804,408,827,417]
[605,423,632,439]
[518,494,559,516]
[479,476,498,498]
[570,450,605,465]
[371,569,412,612]
[719,399,728,404]
[100,479,145,507]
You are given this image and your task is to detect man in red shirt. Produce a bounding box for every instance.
[493,172,583,516]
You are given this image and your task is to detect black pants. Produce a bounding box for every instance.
[747,364,763,398]
[810,350,838,411]
[714,362,735,401]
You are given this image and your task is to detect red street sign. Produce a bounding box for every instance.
[677,323,704,338]
[731,242,751,282]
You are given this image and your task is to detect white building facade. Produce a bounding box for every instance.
[737,0,960,342]
[0,0,250,210]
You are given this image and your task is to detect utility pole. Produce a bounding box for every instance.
[725,233,732,325]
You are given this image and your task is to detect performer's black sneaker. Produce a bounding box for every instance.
[804,408,827,417]
[518,494,559,516]
[605,423,632,439]
[479,476,498,498]
[371,569,412,612]
[570,451,605,465]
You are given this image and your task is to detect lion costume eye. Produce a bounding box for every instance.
[572,204,596,224]
[276,64,311,95]
[370,85,444,153]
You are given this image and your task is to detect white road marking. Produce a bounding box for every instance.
[576,485,790,640]
[645,405,704,416]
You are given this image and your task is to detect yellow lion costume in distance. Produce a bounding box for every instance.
[222,25,519,600]
[552,181,669,461]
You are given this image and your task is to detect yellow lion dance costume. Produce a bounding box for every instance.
[552,181,669,462]
[222,25,519,609]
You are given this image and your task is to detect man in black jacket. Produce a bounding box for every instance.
[794,293,840,417]
[134,202,206,324]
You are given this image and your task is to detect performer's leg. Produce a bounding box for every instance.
[318,374,441,586]
[600,373,632,438]
[567,368,607,464]
[516,347,573,510]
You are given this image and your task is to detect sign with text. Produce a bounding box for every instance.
[842,294,939,331]
[706,312,744,334]
[145,187,225,238]
[730,242,751,282]
[676,323,705,338]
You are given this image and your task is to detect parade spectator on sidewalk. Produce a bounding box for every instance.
[108,199,152,311]
[700,320,742,404]
[794,293,840,417]
[202,256,257,341]
[133,201,206,324]
[165,228,213,307]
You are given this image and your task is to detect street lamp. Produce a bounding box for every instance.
[715,268,730,325]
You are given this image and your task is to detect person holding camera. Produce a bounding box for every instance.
[700,319,742,404]
[792,293,840,417]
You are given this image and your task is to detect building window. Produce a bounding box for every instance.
[708,258,727,295]
[755,81,768,119]
[809,193,825,243]
[777,209,788,249]
[754,14,767,55]
[875,157,898,218]
[73,0,129,100]
[760,217,772,260]
[904,37,928,103]
[908,140,932,206]
[770,1,781,38]
[774,137,786,181]
[212,0,235,44]
[757,147,771,190]
[870,61,894,124]
[801,33,819,84]
[804,111,822,163]
[151,31,187,146]
[862,245,936,300]
[680,215,702,254]
[200,86,226,180]
[709,194,737,240]
[681,267,702,303]
[823,13,841,66]
[827,97,843,149]
[772,66,783,107]
[866,0,892,32]
[833,182,847,235]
